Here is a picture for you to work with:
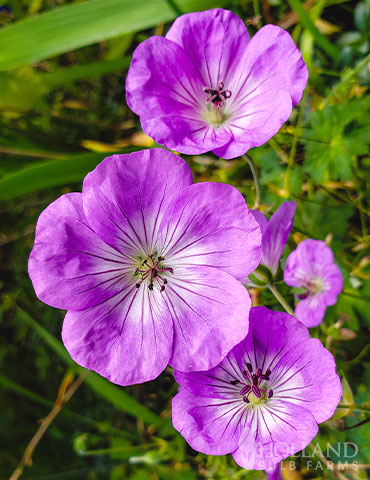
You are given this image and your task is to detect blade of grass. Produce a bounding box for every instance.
[16,307,164,427]
[0,0,224,71]
[287,0,339,59]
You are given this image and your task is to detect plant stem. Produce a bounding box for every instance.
[268,283,295,316]
[338,404,370,412]
[9,370,89,480]
[244,155,261,209]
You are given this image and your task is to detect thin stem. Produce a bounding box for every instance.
[345,417,370,430]
[244,155,261,209]
[268,283,295,316]
[9,370,89,480]
[338,404,370,413]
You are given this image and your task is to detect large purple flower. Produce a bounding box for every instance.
[172,307,341,470]
[251,202,296,278]
[126,9,308,159]
[284,239,343,327]
[28,149,261,386]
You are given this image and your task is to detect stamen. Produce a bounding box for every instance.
[236,364,273,404]
[268,389,274,398]
[204,81,232,109]
[134,254,173,292]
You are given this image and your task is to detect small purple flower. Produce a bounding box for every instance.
[172,307,341,470]
[284,239,343,327]
[126,9,308,159]
[251,202,296,277]
[28,149,261,386]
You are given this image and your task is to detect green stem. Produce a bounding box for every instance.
[338,404,370,413]
[244,155,261,208]
[268,284,295,316]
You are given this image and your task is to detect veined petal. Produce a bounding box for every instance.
[232,402,318,470]
[82,149,193,253]
[158,182,261,280]
[165,9,250,89]
[271,338,342,424]
[295,295,327,327]
[231,307,309,375]
[126,37,227,154]
[257,202,296,275]
[322,263,343,305]
[166,266,251,372]
[62,284,173,386]
[172,390,246,455]
[28,193,131,311]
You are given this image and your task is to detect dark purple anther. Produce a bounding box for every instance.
[265,368,271,376]
[243,396,250,403]
[252,374,258,386]
[256,367,262,377]
[148,283,154,291]
[242,369,250,381]
[230,379,240,385]
[268,389,273,398]
[252,385,261,398]
[240,385,251,396]
[246,362,253,373]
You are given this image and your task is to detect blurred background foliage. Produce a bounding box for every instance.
[0,0,370,479]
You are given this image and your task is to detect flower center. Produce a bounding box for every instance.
[230,362,273,405]
[298,277,324,299]
[203,81,232,128]
[134,254,173,293]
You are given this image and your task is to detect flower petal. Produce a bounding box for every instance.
[126,37,228,154]
[322,263,343,305]
[272,338,342,424]
[284,239,335,286]
[172,389,246,455]
[231,307,310,375]
[62,284,173,386]
[166,266,251,372]
[260,201,296,275]
[158,182,261,280]
[295,295,327,327]
[82,149,193,253]
[28,193,130,311]
[165,9,250,90]
[232,402,318,470]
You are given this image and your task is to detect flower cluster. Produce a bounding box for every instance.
[28,8,343,479]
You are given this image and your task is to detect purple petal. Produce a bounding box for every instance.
[272,338,342,424]
[231,307,310,375]
[255,202,296,275]
[265,463,282,480]
[28,193,131,310]
[232,402,318,470]
[126,36,229,155]
[284,239,335,286]
[167,266,251,372]
[82,149,193,252]
[322,263,343,305]
[62,284,173,386]
[165,9,250,91]
[158,182,262,280]
[172,390,246,455]
[295,294,327,327]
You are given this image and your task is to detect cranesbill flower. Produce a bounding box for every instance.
[172,307,341,470]
[126,9,308,159]
[284,239,343,327]
[28,149,261,386]
[251,202,296,278]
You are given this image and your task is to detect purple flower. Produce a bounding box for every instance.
[265,463,282,480]
[251,202,296,277]
[28,149,261,386]
[126,9,308,159]
[284,239,343,327]
[172,307,341,470]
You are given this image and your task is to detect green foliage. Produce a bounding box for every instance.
[303,98,370,182]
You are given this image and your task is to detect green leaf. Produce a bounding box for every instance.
[0,0,224,71]
[16,307,164,427]
[0,152,111,200]
[286,0,340,59]
[303,99,370,182]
